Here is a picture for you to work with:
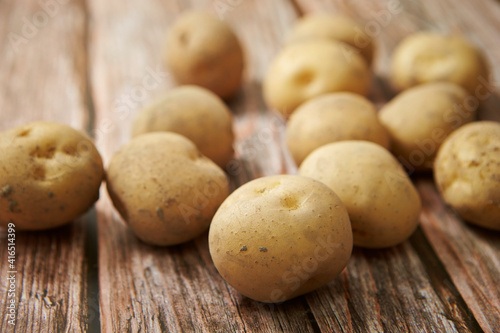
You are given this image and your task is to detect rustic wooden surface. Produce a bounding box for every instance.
[0,0,499,332]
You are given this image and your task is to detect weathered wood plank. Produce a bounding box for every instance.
[0,0,97,332]
[418,180,500,333]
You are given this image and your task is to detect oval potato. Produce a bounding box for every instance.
[287,14,375,65]
[391,32,489,94]
[209,174,352,303]
[299,141,421,248]
[107,132,229,246]
[263,40,371,117]
[287,92,389,165]
[379,82,477,171]
[165,10,244,99]
[434,121,500,231]
[132,85,234,168]
[0,122,104,230]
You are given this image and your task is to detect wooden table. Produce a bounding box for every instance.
[1,0,500,332]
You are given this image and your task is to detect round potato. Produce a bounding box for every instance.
[209,175,352,303]
[165,10,244,99]
[434,121,500,231]
[106,132,229,246]
[299,141,421,248]
[391,32,489,94]
[263,40,371,118]
[0,122,104,230]
[286,14,375,65]
[131,85,234,168]
[286,92,389,165]
[379,82,477,171]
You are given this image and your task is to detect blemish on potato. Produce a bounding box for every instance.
[259,247,268,252]
[293,69,315,85]
[240,245,247,252]
[9,201,18,212]
[17,128,31,137]
[156,207,165,221]
[1,185,13,197]
[281,195,299,210]
[32,165,46,181]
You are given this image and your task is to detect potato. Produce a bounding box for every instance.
[286,14,375,65]
[287,92,389,166]
[165,10,244,99]
[209,175,352,303]
[263,40,371,118]
[106,132,229,246]
[299,141,421,248]
[434,121,500,231]
[391,32,489,94]
[0,122,104,230]
[131,85,234,168]
[379,82,477,171]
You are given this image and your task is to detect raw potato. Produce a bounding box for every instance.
[165,10,244,99]
[132,85,234,168]
[434,121,500,231]
[286,14,375,65]
[287,92,389,165]
[379,82,477,171]
[391,32,489,94]
[263,40,371,118]
[0,122,104,230]
[209,175,352,303]
[106,132,229,246]
[299,141,421,248]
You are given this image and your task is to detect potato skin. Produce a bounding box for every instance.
[287,92,389,165]
[379,82,476,171]
[131,85,234,168]
[391,32,489,94]
[209,175,352,303]
[106,132,229,246]
[299,141,421,248]
[263,40,370,117]
[165,11,244,99]
[287,14,375,65]
[434,121,500,231]
[0,122,104,230]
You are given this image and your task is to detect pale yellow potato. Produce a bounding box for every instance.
[165,10,244,99]
[132,85,234,168]
[391,32,489,94]
[263,40,371,118]
[0,122,104,230]
[434,121,500,231]
[209,175,352,303]
[287,14,375,65]
[379,82,477,171]
[299,141,421,248]
[107,132,229,246]
[287,92,389,166]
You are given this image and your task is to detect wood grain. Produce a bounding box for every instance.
[0,0,97,332]
[418,180,500,333]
